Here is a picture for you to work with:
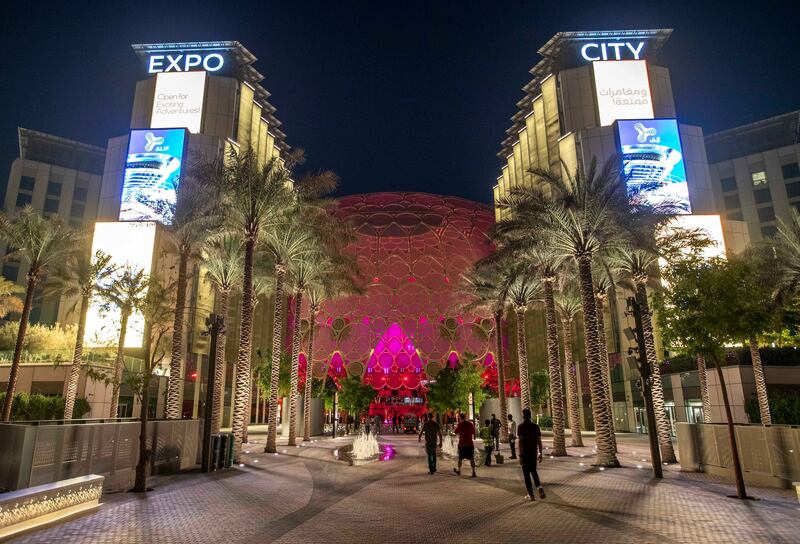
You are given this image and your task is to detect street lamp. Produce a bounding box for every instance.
[201,313,225,473]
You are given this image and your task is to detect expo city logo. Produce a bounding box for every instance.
[581,41,646,61]
[147,52,224,73]
[144,132,167,152]
[633,123,660,144]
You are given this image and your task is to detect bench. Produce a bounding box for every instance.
[0,474,104,540]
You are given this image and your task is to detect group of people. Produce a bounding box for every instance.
[418,409,546,501]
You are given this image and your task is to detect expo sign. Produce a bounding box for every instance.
[147,52,225,73]
[580,41,645,62]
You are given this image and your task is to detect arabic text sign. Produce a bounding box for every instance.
[593,60,654,126]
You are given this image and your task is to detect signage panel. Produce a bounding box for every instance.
[593,60,654,126]
[120,128,187,223]
[150,71,206,133]
[617,119,691,213]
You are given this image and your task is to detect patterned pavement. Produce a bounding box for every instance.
[10,430,800,543]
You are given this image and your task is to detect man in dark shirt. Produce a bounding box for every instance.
[517,408,545,501]
[453,413,477,478]
[490,413,501,451]
[418,413,443,474]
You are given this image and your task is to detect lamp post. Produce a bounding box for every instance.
[626,296,663,479]
[201,313,224,473]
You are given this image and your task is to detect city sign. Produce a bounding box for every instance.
[120,128,187,223]
[580,41,646,61]
[617,118,691,213]
[593,60,654,126]
[150,71,206,133]
[148,52,225,73]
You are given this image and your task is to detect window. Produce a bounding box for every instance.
[15,193,32,207]
[723,194,740,210]
[786,182,800,198]
[73,187,88,201]
[757,206,775,222]
[782,162,800,180]
[726,211,744,221]
[70,202,85,218]
[753,188,771,204]
[2,264,19,282]
[46,182,62,196]
[19,176,35,191]
[44,198,60,214]
[720,177,737,192]
[761,225,778,238]
[751,171,767,186]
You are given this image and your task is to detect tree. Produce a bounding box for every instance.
[0,207,78,421]
[426,366,461,416]
[97,266,149,418]
[592,271,618,453]
[653,256,752,499]
[529,369,550,422]
[336,376,374,422]
[502,269,540,413]
[0,276,24,318]
[202,234,244,434]
[556,289,584,447]
[219,149,294,461]
[455,355,490,419]
[47,246,115,419]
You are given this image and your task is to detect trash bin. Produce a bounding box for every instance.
[211,434,222,471]
[224,432,234,468]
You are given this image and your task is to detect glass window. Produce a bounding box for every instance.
[46,182,62,196]
[70,202,85,218]
[44,198,60,214]
[73,187,88,201]
[753,188,772,204]
[19,176,35,192]
[761,225,778,238]
[723,194,740,210]
[726,211,744,221]
[15,193,32,208]
[786,182,800,198]
[720,177,737,192]
[2,264,19,282]
[757,206,775,222]
[782,162,800,180]
[751,171,767,186]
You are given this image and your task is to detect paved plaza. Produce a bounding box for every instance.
[11,430,800,543]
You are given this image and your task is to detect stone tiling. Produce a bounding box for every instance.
[9,431,800,543]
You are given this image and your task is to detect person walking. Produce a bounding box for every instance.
[507,414,517,459]
[419,413,443,474]
[374,414,382,435]
[518,408,545,501]
[491,413,501,451]
[453,413,477,478]
[392,414,398,433]
[480,419,494,467]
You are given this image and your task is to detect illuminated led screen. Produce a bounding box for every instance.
[119,128,187,223]
[150,71,206,133]
[84,222,157,348]
[617,118,691,213]
[593,60,654,126]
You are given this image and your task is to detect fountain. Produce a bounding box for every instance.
[352,431,380,459]
[441,434,458,458]
[334,431,389,465]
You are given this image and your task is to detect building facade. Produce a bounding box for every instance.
[705,111,800,243]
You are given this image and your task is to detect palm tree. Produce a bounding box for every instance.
[47,245,115,419]
[163,168,220,420]
[555,290,583,447]
[0,207,78,421]
[202,234,244,434]
[0,276,24,318]
[592,271,618,453]
[98,266,149,418]
[612,248,676,462]
[696,354,712,423]
[219,149,294,461]
[502,270,540,413]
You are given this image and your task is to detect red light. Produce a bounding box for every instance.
[373,277,380,283]
[190,371,197,380]
[407,277,416,282]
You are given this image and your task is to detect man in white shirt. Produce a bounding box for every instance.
[507,414,518,459]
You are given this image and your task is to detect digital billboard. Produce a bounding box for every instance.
[84,222,158,348]
[617,118,691,213]
[593,60,654,126]
[119,128,187,223]
[150,71,206,133]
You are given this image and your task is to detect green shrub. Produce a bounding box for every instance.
[745,390,800,425]
[0,322,77,352]
[0,392,90,421]
[536,415,553,429]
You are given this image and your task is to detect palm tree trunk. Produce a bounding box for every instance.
[594,294,618,453]
[211,290,229,435]
[576,256,619,467]
[2,273,36,422]
[265,264,286,453]
[231,238,255,461]
[562,316,583,447]
[636,282,677,463]
[303,306,318,441]
[543,280,567,456]
[288,291,303,446]
[134,330,153,493]
[749,336,771,425]
[109,311,130,419]
[515,307,531,411]
[697,354,712,423]
[64,294,90,420]
[494,310,508,442]
[166,250,189,420]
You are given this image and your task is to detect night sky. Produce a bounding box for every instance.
[1,1,798,205]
